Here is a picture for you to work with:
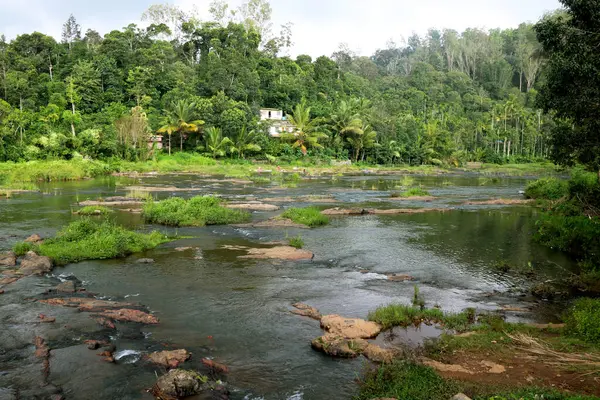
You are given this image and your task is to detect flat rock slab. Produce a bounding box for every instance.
[147,349,190,368]
[0,251,17,267]
[39,297,136,312]
[263,196,338,204]
[321,207,452,216]
[234,218,308,229]
[97,309,159,324]
[387,274,414,282]
[19,252,53,276]
[125,186,205,192]
[226,203,280,211]
[291,303,322,320]
[389,196,436,202]
[55,281,76,293]
[320,315,382,339]
[79,198,143,206]
[464,199,534,206]
[311,335,368,358]
[363,343,397,363]
[239,246,314,261]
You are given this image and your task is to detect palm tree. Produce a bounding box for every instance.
[346,123,377,162]
[282,99,328,155]
[329,99,363,144]
[202,127,233,158]
[231,126,261,158]
[157,100,205,155]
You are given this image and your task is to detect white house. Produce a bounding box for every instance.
[260,108,296,137]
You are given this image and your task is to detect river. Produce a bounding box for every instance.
[0,172,573,400]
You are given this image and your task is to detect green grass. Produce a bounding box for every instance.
[281,207,329,227]
[0,159,111,183]
[525,177,568,200]
[76,206,113,216]
[143,196,250,227]
[391,187,431,198]
[13,241,34,256]
[288,235,304,249]
[565,298,600,344]
[0,182,38,196]
[13,219,170,265]
[368,303,477,331]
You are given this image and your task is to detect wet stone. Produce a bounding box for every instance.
[0,251,17,267]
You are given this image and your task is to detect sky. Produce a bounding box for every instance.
[0,0,562,58]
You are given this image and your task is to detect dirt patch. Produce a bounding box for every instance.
[234,218,309,229]
[238,246,314,261]
[463,199,534,206]
[291,303,322,320]
[225,202,280,211]
[320,315,382,339]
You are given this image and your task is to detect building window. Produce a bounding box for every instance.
[268,111,272,118]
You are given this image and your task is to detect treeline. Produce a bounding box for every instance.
[0,0,554,165]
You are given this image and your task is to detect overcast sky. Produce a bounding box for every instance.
[0,0,562,58]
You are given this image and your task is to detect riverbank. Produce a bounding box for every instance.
[0,155,561,186]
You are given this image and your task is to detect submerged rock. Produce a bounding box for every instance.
[40,297,135,311]
[153,369,206,398]
[148,349,191,368]
[311,335,368,358]
[320,315,382,339]
[79,198,143,207]
[19,252,53,276]
[0,251,17,267]
[55,281,76,293]
[136,258,155,264]
[201,358,229,374]
[321,208,369,216]
[291,303,322,320]
[239,246,313,261]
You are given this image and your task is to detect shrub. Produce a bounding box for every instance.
[281,207,329,227]
[524,177,568,200]
[288,235,304,249]
[76,206,112,216]
[564,298,600,343]
[13,241,34,256]
[143,196,250,227]
[29,219,169,265]
[367,304,444,329]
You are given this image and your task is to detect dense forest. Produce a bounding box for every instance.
[0,0,553,165]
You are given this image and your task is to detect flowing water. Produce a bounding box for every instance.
[0,173,575,400]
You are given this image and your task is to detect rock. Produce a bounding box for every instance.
[0,251,17,266]
[0,277,19,285]
[136,258,155,264]
[148,349,191,368]
[422,359,473,374]
[500,305,531,312]
[321,207,451,216]
[311,335,368,358]
[19,251,52,276]
[79,198,143,207]
[153,369,205,398]
[481,360,506,374]
[451,394,472,400]
[291,303,322,320]
[525,323,566,329]
[389,196,436,202]
[38,314,56,323]
[201,358,229,374]
[234,218,309,229]
[464,199,533,206]
[0,289,4,294]
[34,336,49,358]
[363,344,396,364]
[84,340,108,350]
[387,274,414,282]
[175,247,194,252]
[239,246,314,261]
[40,297,135,311]
[55,281,76,293]
[25,234,43,243]
[97,309,159,324]
[225,202,280,211]
[93,317,116,329]
[321,207,369,216]
[320,315,382,339]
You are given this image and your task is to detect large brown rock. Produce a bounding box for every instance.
[311,335,368,358]
[153,369,206,398]
[40,297,135,311]
[0,251,17,267]
[19,251,52,276]
[148,349,190,368]
[291,303,322,320]
[25,234,43,243]
[98,309,159,324]
[363,344,396,364]
[320,315,382,339]
[239,246,313,261]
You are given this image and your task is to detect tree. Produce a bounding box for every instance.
[157,100,205,154]
[202,127,232,157]
[231,126,261,158]
[347,123,377,161]
[535,1,600,175]
[62,14,81,51]
[282,99,327,155]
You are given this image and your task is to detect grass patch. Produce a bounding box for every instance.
[391,187,431,198]
[564,298,600,344]
[75,206,113,216]
[355,361,460,400]
[143,196,250,227]
[287,235,304,249]
[0,159,111,183]
[13,241,34,256]
[281,207,329,227]
[13,219,170,265]
[525,177,568,200]
[0,182,38,196]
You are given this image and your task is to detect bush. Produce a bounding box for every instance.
[143,196,250,227]
[281,207,329,227]
[524,177,568,200]
[288,235,304,249]
[13,241,34,256]
[564,298,600,343]
[21,219,169,265]
[76,206,112,216]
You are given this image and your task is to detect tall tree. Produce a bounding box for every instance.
[62,14,81,51]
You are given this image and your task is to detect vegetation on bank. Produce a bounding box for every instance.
[142,196,250,227]
[75,205,112,216]
[13,219,169,265]
[281,207,329,227]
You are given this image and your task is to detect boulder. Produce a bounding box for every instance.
[291,303,322,320]
[239,246,314,261]
[55,281,76,293]
[311,335,368,358]
[153,369,205,398]
[148,349,191,368]
[97,309,159,324]
[363,344,396,364]
[19,251,52,276]
[25,234,43,243]
[320,315,382,339]
[0,251,17,267]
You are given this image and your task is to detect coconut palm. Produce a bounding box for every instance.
[346,123,377,162]
[231,126,261,159]
[329,99,363,144]
[202,127,233,158]
[282,99,328,155]
[157,100,205,155]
